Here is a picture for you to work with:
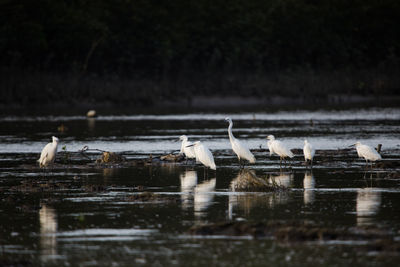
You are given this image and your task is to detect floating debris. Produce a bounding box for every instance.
[87,110,97,117]
[57,124,68,133]
[160,153,185,162]
[96,151,126,164]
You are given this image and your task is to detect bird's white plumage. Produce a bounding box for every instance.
[38,136,59,168]
[190,141,216,170]
[303,140,315,162]
[355,142,381,162]
[267,135,294,159]
[179,135,196,159]
[225,117,255,164]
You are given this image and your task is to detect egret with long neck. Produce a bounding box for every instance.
[225,117,255,167]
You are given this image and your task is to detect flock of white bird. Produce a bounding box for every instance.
[38,117,382,170]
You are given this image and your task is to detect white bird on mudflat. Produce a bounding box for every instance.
[38,136,59,168]
[267,135,294,166]
[225,117,255,167]
[187,141,216,170]
[350,142,382,168]
[179,135,196,160]
[303,139,315,167]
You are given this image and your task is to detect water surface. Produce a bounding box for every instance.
[0,108,399,266]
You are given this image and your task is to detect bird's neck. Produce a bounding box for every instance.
[228,122,235,141]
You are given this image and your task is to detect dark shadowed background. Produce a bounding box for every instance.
[1,0,399,110]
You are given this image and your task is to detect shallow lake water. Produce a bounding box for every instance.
[0,108,399,266]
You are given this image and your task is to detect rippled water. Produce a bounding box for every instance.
[0,108,399,266]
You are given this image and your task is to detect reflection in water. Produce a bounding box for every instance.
[230,169,269,192]
[87,118,96,131]
[228,193,290,220]
[228,170,290,219]
[356,188,381,226]
[268,172,294,187]
[180,170,198,209]
[39,204,57,261]
[303,171,315,205]
[103,167,118,179]
[194,178,216,217]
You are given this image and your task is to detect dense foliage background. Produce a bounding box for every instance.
[1,0,399,106]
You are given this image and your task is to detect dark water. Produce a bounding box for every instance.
[1,108,400,266]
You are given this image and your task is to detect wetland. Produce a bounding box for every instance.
[0,108,399,266]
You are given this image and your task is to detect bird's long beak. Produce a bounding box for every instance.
[186,144,195,148]
[348,144,355,147]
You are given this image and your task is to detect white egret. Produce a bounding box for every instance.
[266,135,294,166]
[303,139,315,167]
[225,117,255,167]
[179,135,196,160]
[350,142,382,168]
[38,136,59,168]
[187,141,216,170]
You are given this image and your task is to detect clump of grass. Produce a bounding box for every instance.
[230,169,287,192]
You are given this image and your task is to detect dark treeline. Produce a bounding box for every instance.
[1,0,400,107]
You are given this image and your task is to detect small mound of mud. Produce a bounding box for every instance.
[189,221,268,237]
[0,258,32,267]
[96,152,126,164]
[230,169,286,192]
[189,221,400,252]
[127,192,180,203]
[9,180,74,192]
[375,160,400,169]
[84,184,107,192]
[160,153,185,162]
[384,171,400,179]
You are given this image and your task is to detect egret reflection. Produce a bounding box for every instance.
[303,171,315,205]
[228,170,289,219]
[180,170,198,209]
[194,178,216,216]
[356,187,381,226]
[87,117,96,131]
[39,204,58,261]
[268,172,293,187]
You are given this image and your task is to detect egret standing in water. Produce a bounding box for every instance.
[187,141,216,171]
[179,135,196,161]
[303,139,315,168]
[38,136,59,168]
[225,117,255,167]
[350,142,382,168]
[267,135,294,167]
